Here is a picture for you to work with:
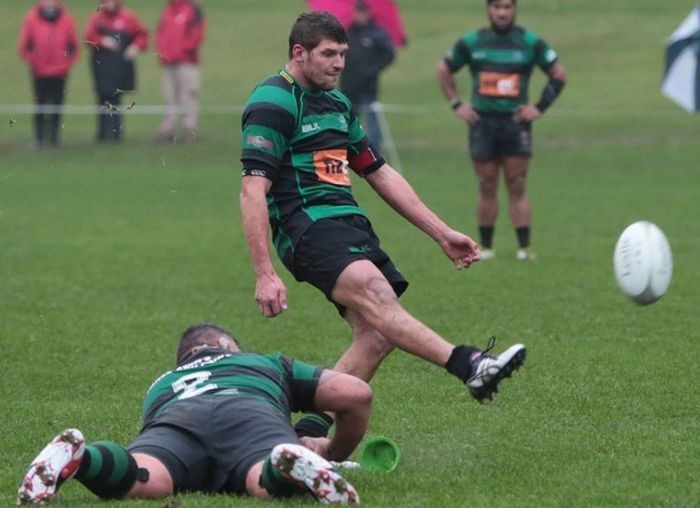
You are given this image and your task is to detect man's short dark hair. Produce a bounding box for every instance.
[176,323,239,366]
[487,0,517,4]
[288,11,348,59]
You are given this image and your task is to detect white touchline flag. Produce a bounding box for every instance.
[661,6,700,113]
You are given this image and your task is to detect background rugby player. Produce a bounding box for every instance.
[437,0,567,261]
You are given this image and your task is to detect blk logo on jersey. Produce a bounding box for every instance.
[302,122,320,133]
[313,149,351,186]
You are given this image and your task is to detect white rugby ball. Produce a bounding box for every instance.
[613,221,673,305]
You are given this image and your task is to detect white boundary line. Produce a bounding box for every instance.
[0,104,240,115]
[0,103,690,118]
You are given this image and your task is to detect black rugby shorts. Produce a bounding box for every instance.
[288,215,408,313]
[128,396,300,494]
[469,115,532,160]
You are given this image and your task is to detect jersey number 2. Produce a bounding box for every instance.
[171,371,218,400]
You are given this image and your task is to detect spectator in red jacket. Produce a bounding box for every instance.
[18,0,79,147]
[153,0,206,144]
[86,0,148,143]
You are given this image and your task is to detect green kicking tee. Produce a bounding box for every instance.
[444,25,559,114]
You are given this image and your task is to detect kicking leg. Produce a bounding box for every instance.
[334,308,395,381]
[296,319,382,438]
[333,260,527,401]
[332,260,454,366]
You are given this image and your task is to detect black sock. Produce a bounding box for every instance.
[479,226,494,249]
[258,455,300,498]
[515,226,530,248]
[75,442,138,499]
[294,412,334,438]
[445,345,481,383]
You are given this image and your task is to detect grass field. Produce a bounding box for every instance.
[1,1,699,506]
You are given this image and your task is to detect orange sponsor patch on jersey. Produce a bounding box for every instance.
[478,72,521,97]
[313,149,351,186]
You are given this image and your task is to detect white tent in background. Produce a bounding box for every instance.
[662,6,700,113]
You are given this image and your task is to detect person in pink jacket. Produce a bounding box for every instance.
[153,0,206,144]
[18,0,79,147]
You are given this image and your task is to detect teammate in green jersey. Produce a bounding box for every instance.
[240,11,527,438]
[17,323,369,505]
[437,0,567,261]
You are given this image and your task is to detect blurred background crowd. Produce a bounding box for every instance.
[18,0,205,147]
[16,0,404,149]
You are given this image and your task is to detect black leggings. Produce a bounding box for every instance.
[33,77,66,146]
[96,91,123,142]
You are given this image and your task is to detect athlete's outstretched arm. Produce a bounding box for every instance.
[240,175,288,317]
[365,164,480,269]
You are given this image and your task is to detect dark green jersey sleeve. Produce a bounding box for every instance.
[276,353,324,413]
[443,31,478,73]
[532,34,559,71]
[241,74,299,181]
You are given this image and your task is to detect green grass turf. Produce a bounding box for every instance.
[1,0,699,506]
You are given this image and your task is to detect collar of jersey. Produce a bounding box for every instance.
[188,347,236,362]
[279,68,324,97]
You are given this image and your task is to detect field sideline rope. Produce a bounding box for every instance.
[0,103,686,118]
[0,103,432,115]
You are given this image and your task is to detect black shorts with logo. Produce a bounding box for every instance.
[469,114,532,161]
[128,396,299,495]
[286,214,409,312]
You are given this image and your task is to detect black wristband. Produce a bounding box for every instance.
[535,78,565,113]
[450,98,463,111]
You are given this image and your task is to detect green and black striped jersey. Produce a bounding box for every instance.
[444,25,559,114]
[240,69,384,265]
[141,349,323,425]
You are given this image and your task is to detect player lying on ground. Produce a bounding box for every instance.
[18,323,370,505]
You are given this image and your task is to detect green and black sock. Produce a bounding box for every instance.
[258,455,299,498]
[75,441,139,499]
[294,412,334,438]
